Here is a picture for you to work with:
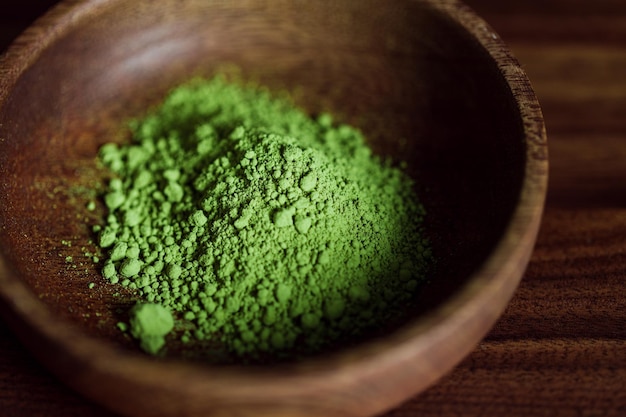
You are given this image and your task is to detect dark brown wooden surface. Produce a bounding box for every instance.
[1,0,625,416]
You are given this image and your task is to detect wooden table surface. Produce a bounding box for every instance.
[2,0,625,416]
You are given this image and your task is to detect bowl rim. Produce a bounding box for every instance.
[0,0,548,414]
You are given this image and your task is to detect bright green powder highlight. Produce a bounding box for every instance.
[97,76,432,358]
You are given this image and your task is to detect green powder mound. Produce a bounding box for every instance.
[97,76,432,358]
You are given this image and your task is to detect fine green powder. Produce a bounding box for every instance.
[97,76,432,358]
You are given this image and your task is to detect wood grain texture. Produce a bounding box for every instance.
[395,1,626,416]
[0,0,621,416]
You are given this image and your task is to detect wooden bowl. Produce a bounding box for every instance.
[0,0,548,416]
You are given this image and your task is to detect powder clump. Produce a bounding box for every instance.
[129,303,174,355]
[97,76,432,358]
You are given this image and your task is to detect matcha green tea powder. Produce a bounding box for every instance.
[97,76,432,358]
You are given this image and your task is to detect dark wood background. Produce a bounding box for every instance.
[2,0,626,416]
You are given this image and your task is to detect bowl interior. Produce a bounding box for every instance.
[0,0,525,363]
